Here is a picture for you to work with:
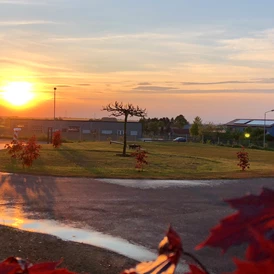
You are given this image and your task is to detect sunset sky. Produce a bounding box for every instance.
[0,0,274,123]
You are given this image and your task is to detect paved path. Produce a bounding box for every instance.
[0,173,273,273]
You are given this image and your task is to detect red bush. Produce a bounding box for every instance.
[5,136,41,168]
[131,149,148,171]
[19,135,41,167]
[52,130,62,148]
[236,147,250,171]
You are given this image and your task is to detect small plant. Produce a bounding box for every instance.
[236,146,250,171]
[52,130,62,148]
[131,149,148,171]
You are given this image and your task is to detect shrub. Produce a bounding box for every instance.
[52,131,62,148]
[19,135,41,168]
[236,146,250,171]
[131,149,148,171]
[5,136,41,168]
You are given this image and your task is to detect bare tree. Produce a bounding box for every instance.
[103,101,147,156]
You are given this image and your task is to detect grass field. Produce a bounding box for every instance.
[0,141,274,179]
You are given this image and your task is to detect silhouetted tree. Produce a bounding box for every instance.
[190,116,203,138]
[174,114,188,128]
[103,101,147,156]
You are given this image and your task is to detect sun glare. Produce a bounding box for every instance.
[2,82,34,107]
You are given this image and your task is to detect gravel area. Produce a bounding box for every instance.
[0,225,136,274]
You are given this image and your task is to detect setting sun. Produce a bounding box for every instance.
[2,82,34,107]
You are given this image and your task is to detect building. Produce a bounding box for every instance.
[7,118,143,141]
[225,119,274,136]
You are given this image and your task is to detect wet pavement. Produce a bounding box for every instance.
[0,173,273,273]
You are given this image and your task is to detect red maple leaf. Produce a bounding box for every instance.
[0,257,76,274]
[28,259,63,272]
[229,257,274,274]
[245,227,274,261]
[121,226,182,274]
[196,188,274,253]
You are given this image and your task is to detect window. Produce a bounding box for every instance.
[16,123,28,129]
[68,126,80,132]
[82,129,91,134]
[130,131,138,136]
[117,130,124,135]
[32,125,43,133]
[102,130,112,135]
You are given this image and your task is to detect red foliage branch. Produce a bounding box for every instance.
[0,257,75,274]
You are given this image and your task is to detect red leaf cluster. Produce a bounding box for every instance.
[122,188,274,273]
[52,131,62,148]
[0,257,75,274]
[236,147,250,171]
[5,136,41,168]
[131,149,148,171]
[196,188,274,274]
[121,226,182,274]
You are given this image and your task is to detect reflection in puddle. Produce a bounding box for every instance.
[0,206,157,262]
[97,178,234,189]
[0,205,188,272]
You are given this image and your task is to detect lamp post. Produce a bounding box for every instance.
[263,109,274,148]
[54,87,56,120]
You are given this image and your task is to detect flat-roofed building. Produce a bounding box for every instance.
[8,118,142,141]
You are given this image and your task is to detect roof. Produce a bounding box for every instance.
[226,119,274,127]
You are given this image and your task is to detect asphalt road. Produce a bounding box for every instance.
[0,173,273,273]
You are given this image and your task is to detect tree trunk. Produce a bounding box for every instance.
[123,113,128,156]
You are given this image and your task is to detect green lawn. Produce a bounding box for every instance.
[0,141,273,179]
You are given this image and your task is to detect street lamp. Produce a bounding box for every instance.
[263,109,274,148]
[54,87,57,120]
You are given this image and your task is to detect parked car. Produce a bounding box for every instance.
[173,137,186,142]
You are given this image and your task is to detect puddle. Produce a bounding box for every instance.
[0,205,188,272]
[97,178,235,189]
[0,206,157,262]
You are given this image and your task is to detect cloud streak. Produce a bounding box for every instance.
[0,0,47,4]
[182,79,274,85]
[0,58,72,72]
[0,20,58,26]
[132,86,274,95]
[182,80,252,85]
[48,33,174,43]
